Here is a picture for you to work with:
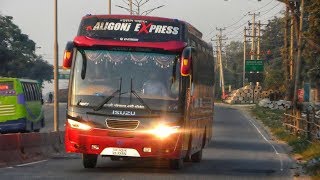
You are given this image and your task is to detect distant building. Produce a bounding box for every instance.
[42,67,70,102]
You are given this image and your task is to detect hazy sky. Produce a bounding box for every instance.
[1,0,285,65]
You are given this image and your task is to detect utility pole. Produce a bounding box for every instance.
[243,27,247,87]
[290,9,294,80]
[257,21,268,60]
[213,28,227,99]
[284,6,289,79]
[283,6,290,100]
[293,0,304,111]
[108,0,112,14]
[129,0,133,15]
[248,12,259,60]
[53,0,59,132]
[215,43,221,88]
[257,21,261,60]
[117,0,164,15]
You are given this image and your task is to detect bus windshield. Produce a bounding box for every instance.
[71,49,181,112]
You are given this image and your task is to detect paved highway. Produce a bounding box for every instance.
[0,104,293,179]
[40,103,67,133]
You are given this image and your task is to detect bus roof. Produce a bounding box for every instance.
[82,14,181,23]
[79,14,203,40]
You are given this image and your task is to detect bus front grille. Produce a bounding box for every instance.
[106,119,139,130]
[0,105,15,116]
[108,131,135,138]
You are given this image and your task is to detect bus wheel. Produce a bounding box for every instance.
[82,154,98,168]
[183,134,192,162]
[169,158,184,170]
[41,118,45,128]
[191,149,202,163]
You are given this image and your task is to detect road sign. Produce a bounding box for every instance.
[245,72,263,83]
[58,74,70,79]
[245,60,264,72]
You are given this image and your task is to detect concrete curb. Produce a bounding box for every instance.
[0,131,65,167]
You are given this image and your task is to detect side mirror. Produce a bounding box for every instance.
[180,47,192,76]
[62,41,74,69]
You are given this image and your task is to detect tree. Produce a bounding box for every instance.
[260,17,286,94]
[223,17,286,94]
[302,1,320,96]
[223,41,244,89]
[0,14,53,83]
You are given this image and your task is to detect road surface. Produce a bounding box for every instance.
[40,103,67,133]
[0,104,293,179]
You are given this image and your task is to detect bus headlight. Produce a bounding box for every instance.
[67,119,92,131]
[149,124,180,138]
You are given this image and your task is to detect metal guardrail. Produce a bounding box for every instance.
[283,108,320,142]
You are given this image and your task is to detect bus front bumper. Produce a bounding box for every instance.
[65,124,184,159]
[0,118,26,133]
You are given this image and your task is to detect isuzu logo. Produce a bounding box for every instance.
[116,140,124,146]
[112,110,136,116]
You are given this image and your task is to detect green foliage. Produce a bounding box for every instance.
[260,17,286,91]
[251,105,320,177]
[252,105,284,128]
[222,41,244,89]
[263,57,285,90]
[0,14,53,83]
[303,1,320,87]
[222,17,286,91]
[288,136,310,154]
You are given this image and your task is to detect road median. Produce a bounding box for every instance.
[0,131,64,167]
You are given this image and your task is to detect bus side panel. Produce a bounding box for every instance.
[19,81,44,131]
[25,101,43,123]
[185,46,215,155]
[0,80,27,132]
[0,79,44,132]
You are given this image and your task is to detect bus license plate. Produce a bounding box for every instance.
[112,148,127,156]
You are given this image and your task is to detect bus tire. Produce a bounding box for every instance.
[82,154,98,168]
[191,149,202,163]
[41,118,45,128]
[191,132,205,163]
[183,134,192,162]
[169,158,184,170]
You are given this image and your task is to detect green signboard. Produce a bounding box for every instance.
[245,60,264,72]
[58,74,70,79]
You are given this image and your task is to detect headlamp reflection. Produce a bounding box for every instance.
[148,124,180,138]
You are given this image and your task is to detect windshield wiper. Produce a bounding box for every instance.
[79,50,87,80]
[130,78,152,114]
[94,78,122,111]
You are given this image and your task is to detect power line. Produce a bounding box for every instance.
[225,4,284,40]
[259,2,282,17]
[205,13,249,38]
[224,13,249,29]
[206,0,276,38]
[259,9,284,24]
[228,31,244,40]
[224,21,249,35]
[211,3,281,37]
[249,0,275,13]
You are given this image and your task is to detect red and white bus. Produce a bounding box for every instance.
[63,15,215,169]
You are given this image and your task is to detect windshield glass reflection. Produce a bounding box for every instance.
[71,49,181,111]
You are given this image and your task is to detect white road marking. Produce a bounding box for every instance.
[16,160,48,167]
[246,117,284,171]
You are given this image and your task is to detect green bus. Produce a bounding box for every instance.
[0,77,44,133]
